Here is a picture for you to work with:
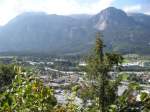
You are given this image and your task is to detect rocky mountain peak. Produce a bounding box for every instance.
[92,7,135,30]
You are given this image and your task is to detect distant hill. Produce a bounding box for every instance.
[128,13,150,28]
[69,14,92,20]
[0,7,150,55]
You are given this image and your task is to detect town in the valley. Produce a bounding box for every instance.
[0,55,150,105]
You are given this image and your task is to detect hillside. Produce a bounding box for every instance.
[0,7,150,55]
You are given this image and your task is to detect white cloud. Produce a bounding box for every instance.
[144,12,150,15]
[123,4,142,13]
[0,0,115,25]
[86,0,116,13]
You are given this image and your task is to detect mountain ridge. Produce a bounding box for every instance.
[0,7,150,55]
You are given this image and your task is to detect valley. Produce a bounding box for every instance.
[0,2,150,111]
[0,55,150,105]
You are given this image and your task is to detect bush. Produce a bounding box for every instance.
[0,66,57,112]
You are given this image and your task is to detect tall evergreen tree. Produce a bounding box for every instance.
[87,32,123,112]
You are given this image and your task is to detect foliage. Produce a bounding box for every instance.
[0,66,57,112]
[86,32,123,112]
[115,82,150,112]
[140,92,150,111]
[54,85,82,112]
[0,64,17,92]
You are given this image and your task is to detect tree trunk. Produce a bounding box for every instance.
[99,73,105,112]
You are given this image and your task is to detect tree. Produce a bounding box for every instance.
[0,64,17,92]
[116,82,150,112]
[86,32,123,112]
[0,66,57,112]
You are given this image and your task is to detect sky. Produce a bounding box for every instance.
[0,0,150,25]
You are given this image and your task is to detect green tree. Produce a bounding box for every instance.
[86,32,123,112]
[0,66,57,112]
[0,64,17,92]
[116,82,150,112]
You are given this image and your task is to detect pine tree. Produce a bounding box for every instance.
[87,32,123,112]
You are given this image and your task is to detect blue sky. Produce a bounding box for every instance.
[0,0,149,25]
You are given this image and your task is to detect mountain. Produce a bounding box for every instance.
[0,12,95,55]
[0,7,150,55]
[69,14,92,20]
[91,7,137,30]
[128,13,150,28]
[90,7,150,54]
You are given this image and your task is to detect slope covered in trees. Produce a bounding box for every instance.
[0,7,150,55]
